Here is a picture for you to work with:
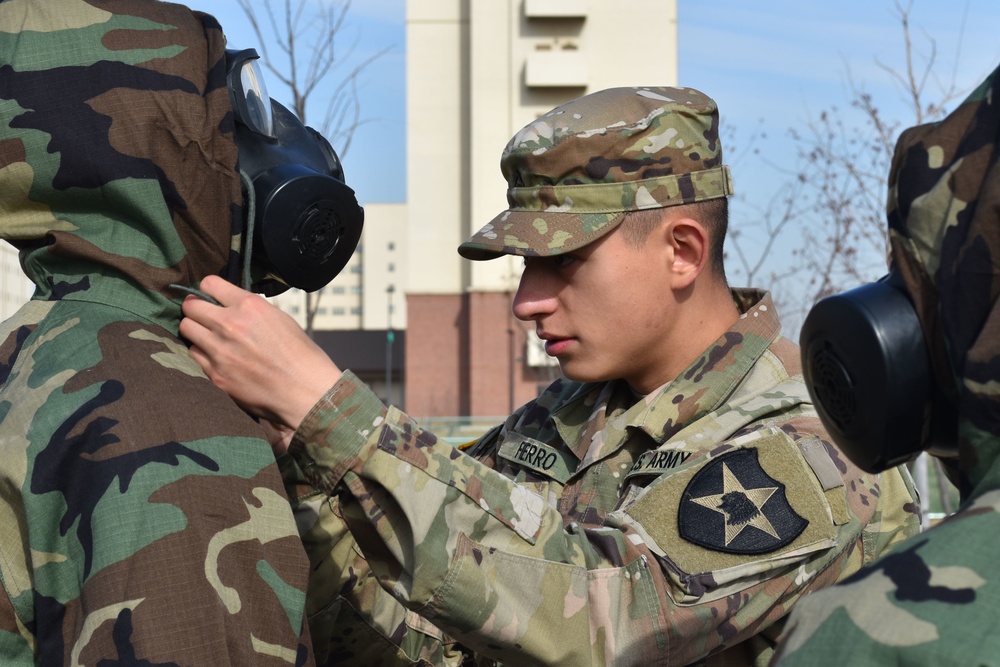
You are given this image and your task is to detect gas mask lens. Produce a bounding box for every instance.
[227,49,274,138]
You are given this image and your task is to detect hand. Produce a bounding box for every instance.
[259,418,296,457]
[179,275,342,430]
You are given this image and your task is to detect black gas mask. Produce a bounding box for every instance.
[799,271,959,473]
[226,49,364,296]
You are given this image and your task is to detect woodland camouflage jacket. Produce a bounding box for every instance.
[774,63,1000,667]
[285,290,921,666]
[0,1,312,664]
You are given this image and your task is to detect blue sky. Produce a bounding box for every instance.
[681,0,999,216]
[195,0,407,204]
[681,0,999,326]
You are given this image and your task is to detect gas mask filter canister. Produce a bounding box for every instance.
[799,273,958,473]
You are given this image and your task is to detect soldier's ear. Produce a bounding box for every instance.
[663,217,709,290]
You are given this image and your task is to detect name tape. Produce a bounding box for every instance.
[498,435,576,483]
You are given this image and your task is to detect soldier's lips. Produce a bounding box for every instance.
[543,337,574,356]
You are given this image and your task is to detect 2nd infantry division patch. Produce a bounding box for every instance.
[679,448,807,554]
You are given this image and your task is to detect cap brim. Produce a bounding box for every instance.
[457,209,627,261]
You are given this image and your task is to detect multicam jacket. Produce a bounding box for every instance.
[772,64,1000,667]
[286,290,921,666]
[0,1,312,664]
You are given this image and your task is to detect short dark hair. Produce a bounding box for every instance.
[618,198,729,280]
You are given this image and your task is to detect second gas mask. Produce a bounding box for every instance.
[226,48,365,296]
[799,271,959,473]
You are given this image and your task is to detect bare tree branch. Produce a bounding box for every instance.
[723,0,987,341]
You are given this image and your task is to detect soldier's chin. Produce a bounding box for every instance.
[558,362,615,386]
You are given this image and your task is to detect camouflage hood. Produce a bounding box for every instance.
[887,63,1000,496]
[0,0,243,335]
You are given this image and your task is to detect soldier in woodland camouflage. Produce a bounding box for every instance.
[181,86,922,666]
[0,1,313,664]
[773,63,1000,666]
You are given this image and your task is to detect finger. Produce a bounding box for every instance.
[186,338,242,402]
[178,312,216,353]
[186,343,212,377]
[186,343,233,397]
[260,419,294,457]
[198,274,253,307]
[181,296,220,342]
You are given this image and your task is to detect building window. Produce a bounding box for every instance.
[388,262,395,272]
[332,286,345,294]
[350,265,362,274]
[351,286,362,294]
[333,307,345,316]
[351,307,362,315]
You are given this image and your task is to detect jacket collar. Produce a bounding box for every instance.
[552,289,781,467]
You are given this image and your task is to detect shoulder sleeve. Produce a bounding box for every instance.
[289,374,921,666]
[278,454,465,666]
[614,428,841,601]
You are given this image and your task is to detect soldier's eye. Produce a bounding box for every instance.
[553,254,577,268]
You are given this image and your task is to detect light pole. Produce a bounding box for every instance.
[385,284,395,406]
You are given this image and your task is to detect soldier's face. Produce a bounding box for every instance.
[512,223,681,394]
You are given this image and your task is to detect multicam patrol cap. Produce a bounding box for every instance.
[458,86,734,260]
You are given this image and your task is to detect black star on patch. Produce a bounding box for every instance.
[679,448,807,554]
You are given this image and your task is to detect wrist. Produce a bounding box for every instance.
[282,363,342,429]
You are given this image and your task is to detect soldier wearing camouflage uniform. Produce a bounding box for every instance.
[773,64,1000,666]
[181,87,922,666]
[0,1,313,664]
